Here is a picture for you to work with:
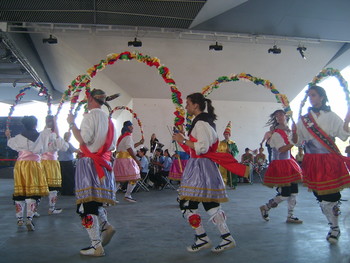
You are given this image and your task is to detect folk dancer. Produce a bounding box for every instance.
[259,110,303,223]
[6,116,49,231]
[68,89,118,256]
[113,121,144,202]
[173,93,248,253]
[293,85,350,244]
[40,115,69,214]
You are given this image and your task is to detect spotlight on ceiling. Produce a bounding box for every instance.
[268,45,281,54]
[128,37,142,47]
[297,45,307,59]
[209,42,223,51]
[42,35,58,44]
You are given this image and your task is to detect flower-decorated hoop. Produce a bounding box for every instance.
[55,74,91,117]
[64,51,184,129]
[6,82,52,130]
[298,68,349,117]
[110,106,144,140]
[186,73,291,129]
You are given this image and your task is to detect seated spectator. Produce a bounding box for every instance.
[241,148,254,183]
[138,147,149,179]
[254,147,266,166]
[149,148,166,189]
[160,149,173,189]
[254,147,267,174]
[241,148,254,165]
[161,149,173,177]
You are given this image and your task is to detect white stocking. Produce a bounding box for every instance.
[49,190,58,210]
[287,194,297,217]
[25,199,36,220]
[320,201,339,228]
[82,214,101,247]
[15,201,25,219]
[125,182,136,198]
[207,206,230,235]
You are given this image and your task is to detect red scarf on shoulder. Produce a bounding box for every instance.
[301,112,341,155]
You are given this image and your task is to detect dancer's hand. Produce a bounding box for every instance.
[172,133,184,143]
[67,113,75,125]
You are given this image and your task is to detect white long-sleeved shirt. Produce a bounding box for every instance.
[116,134,136,154]
[8,129,67,155]
[269,129,291,160]
[296,110,350,143]
[34,128,68,154]
[7,134,39,153]
[80,108,117,153]
[190,120,218,155]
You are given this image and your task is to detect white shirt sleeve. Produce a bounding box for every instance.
[117,135,135,153]
[7,135,33,152]
[30,128,52,154]
[297,111,350,143]
[269,132,286,150]
[123,135,133,150]
[80,113,95,145]
[328,111,350,141]
[49,135,69,152]
[191,121,218,155]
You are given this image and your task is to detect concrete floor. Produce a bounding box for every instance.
[1,177,350,263]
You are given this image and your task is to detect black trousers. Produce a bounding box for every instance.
[278,183,298,197]
[60,160,75,195]
[313,191,341,202]
[76,201,103,217]
[179,200,219,211]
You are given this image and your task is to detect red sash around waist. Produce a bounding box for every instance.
[180,136,248,178]
[80,119,114,180]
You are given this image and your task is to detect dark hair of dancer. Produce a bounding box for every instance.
[90,88,120,113]
[121,120,132,134]
[307,85,331,112]
[21,116,37,130]
[21,116,39,142]
[266,109,288,129]
[186,93,217,121]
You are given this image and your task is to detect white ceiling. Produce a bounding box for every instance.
[29,30,344,104]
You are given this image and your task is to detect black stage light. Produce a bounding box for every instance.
[297,46,307,59]
[209,42,223,51]
[42,35,58,44]
[268,45,281,54]
[128,38,142,47]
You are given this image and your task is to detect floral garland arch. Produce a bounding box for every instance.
[110,106,144,140]
[185,73,291,129]
[58,51,185,129]
[6,82,52,130]
[298,68,349,117]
